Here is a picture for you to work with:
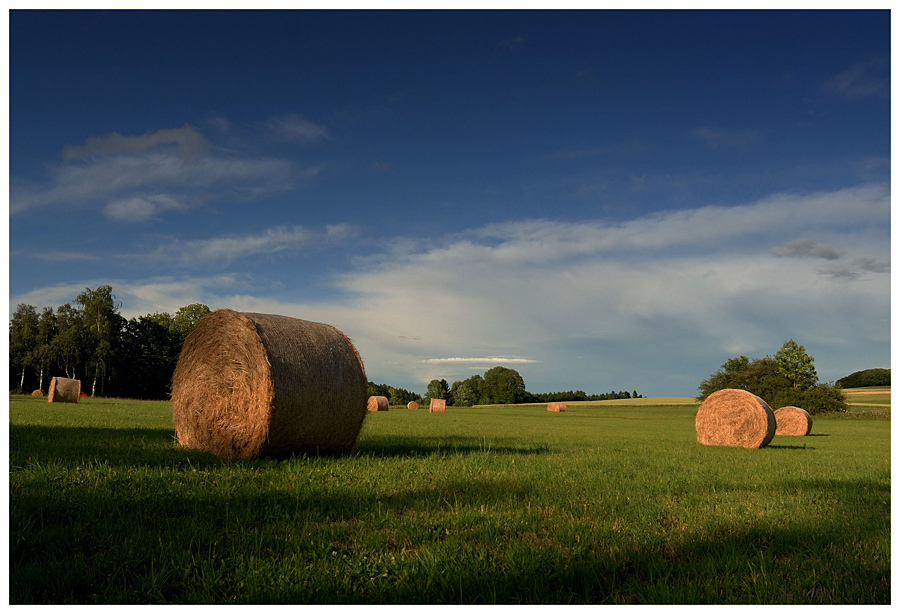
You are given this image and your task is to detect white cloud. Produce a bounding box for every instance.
[148,223,360,266]
[691,126,760,148]
[9,125,309,218]
[823,59,889,100]
[11,184,889,397]
[61,125,207,162]
[264,114,329,143]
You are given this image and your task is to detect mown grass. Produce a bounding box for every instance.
[9,394,890,604]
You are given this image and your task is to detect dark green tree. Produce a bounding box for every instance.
[480,366,527,405]
[426,378,451,404]
[76,286,124,397]
[9,303,39,392]
[836,368,890,388]
[51,303,84,380]
[32,307,58,392]
[775,339,818,390]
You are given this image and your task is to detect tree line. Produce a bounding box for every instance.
[697,339,847,415]
[9,285,210,399]
[370,365,642,407]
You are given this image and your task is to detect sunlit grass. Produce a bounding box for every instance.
[9,395,890,604]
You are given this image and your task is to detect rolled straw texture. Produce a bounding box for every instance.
[407,401,419,410]
[547,402,567,412]
[367,396,389,411]
[695,388,776,448]
[171,309,368,459]
[48,377,81,403]
[774,406,813,436]
[429,399,446,413]
[31,389,44,397]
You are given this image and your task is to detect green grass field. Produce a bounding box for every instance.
[9,394,890,604]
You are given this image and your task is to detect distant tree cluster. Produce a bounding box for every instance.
[9,285,210,399]
[367,382,422,406]
[423,365,641,407]
[836,368,890,389]
[697,339,847,415]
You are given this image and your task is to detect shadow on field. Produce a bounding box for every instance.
[9,424,218,469]
[355,434,551,458]
[9,425,550,470]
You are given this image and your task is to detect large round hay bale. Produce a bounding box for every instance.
[429,398,446,413]
[695,388,776,448]
[407,401,419,410]
[171,309,368,459]
[547,402,567,412]
[367,396,389,411]
[31,389,44,397]
[48,377,80,403]
[774,406,813,436]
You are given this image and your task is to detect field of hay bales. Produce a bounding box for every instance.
[9,393,890,604]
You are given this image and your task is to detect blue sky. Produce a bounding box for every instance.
[6,8,892,397]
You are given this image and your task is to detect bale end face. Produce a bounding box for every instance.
[47,377,81,403]
[774,406,813,436]
[429,399,446,413]
[367,396,389,411]
[407,401,419,410]
[695,388,776,448]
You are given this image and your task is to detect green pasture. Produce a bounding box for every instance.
[9,394,890,604]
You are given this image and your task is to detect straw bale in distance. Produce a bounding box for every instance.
[695,388,776,448]
[31,389,44,397]
[774,406,813,436]
[171,309,368,460]
[547,402,567,412]
[47,377,81,403]
[429,398,446,413]
[367,396,389,411]
[407,401,419,409]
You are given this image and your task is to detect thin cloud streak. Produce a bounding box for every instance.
[146,223,360,266]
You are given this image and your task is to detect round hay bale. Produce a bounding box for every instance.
[171,309,368,460]
[695,388,776,448]
[367,396,389,411]
[429,398,446,413]
[774,406,813,436]
[407,401,419,410]
[547,402,567,412]
[48,377,81,403]
[31,389,44,397]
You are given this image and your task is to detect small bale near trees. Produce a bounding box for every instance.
[367,396,389,411]
[31,390,44,397]
[774,406,813,436]
[407,401,419,409]
[171,310,368,460]
[547,402,567,412]
[695,388,776,448]
[48,377,81,403]
[429,399,446,413]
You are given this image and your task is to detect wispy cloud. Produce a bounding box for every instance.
[819,257,890,281]
[691,126,760,148]
[61,125,207,162]
[770,238,843,260]
[10,123,313,220]
[823,59,889,100]
[264,114,329,143]
[148,223,360,266]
